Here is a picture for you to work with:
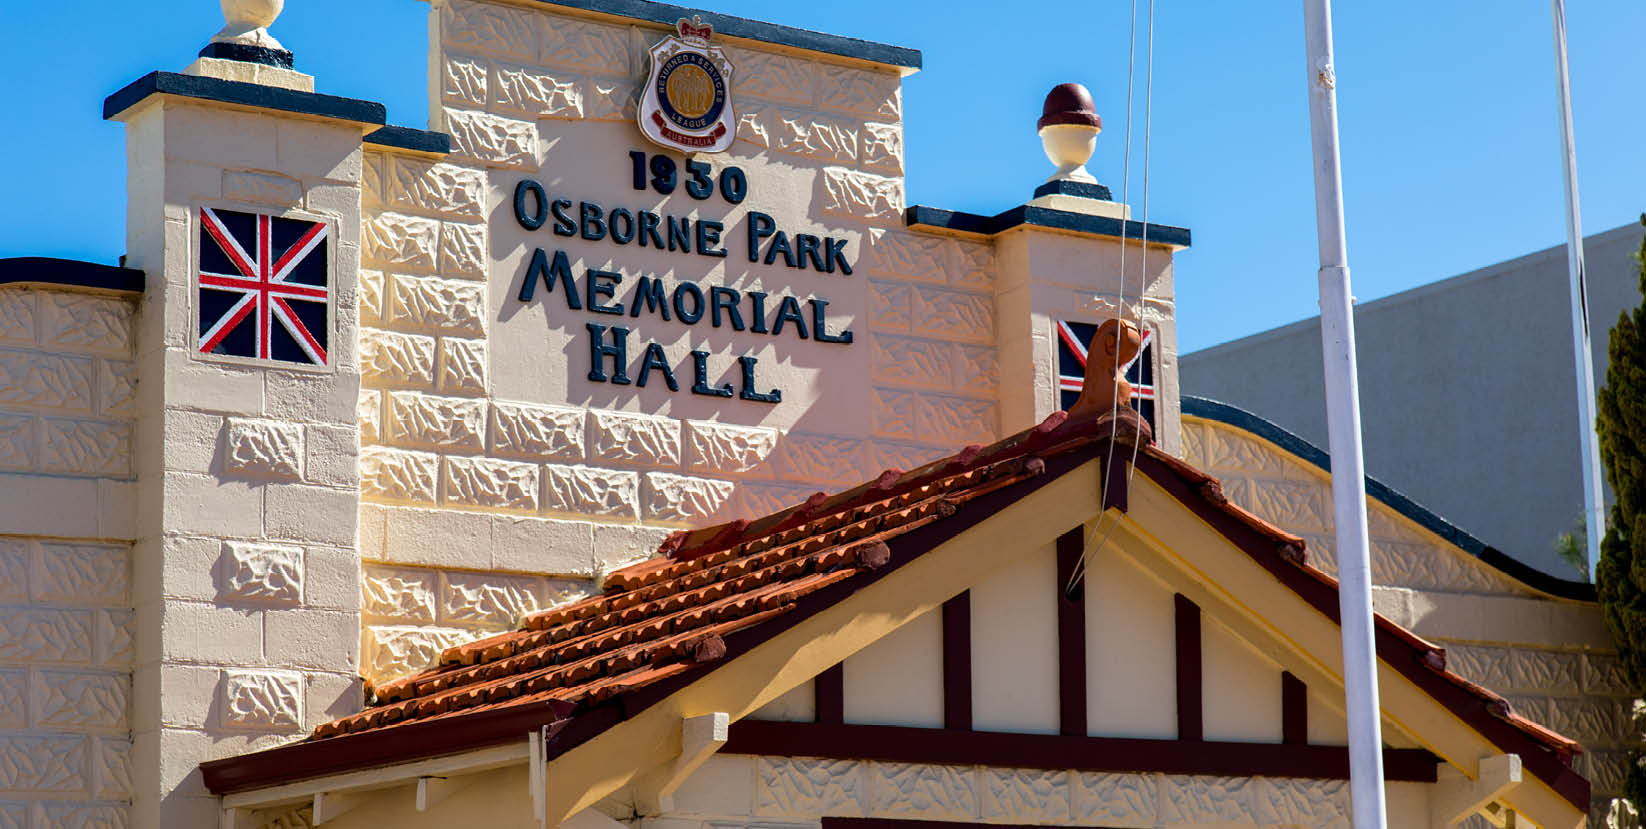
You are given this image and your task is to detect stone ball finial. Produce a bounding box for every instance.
[213,0,286,50]
[1038,83,1102,186]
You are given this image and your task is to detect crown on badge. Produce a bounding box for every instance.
[676,16,714,45]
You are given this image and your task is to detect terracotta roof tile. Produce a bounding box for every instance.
[217,406,1585,810]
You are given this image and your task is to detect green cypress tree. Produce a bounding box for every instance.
[1595,214,1646,810]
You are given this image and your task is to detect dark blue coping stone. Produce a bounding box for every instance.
[365,126,452,155]
[0,258,145,295]
[1033,179,1114,201]
[1181,396,1598,602]
[103,71,387,126]
[532,0,920,69]
[198,42,295,70]
[906,204,1192,248]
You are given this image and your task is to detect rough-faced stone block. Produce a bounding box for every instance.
[771,111,859,164]
[388,158,487,219]
[871,336,949,388]
[588,410,680,468]
[444,109,538,169]
[493,62,582,118]
[978,768,1070,823]
[443,455,539,512]
[818,65,901,119]
[819,167,903,225]
[774,433,865,487]
[916,394,995,444]
[583,76,635,122]
[867,280,912,332]
[756,756,865,817]
[0,541,23,602]
[217,540,303,605]
[543,464,639,519]
[360,268,385,325]
[94,609,134,667]
[360,446,439,504]
[33,670,129,731]
[362,565,438,622]
[491,401,583,461]
[219,669,303,730]
[911,287,993,343]
[0,289,36,344]
[221,417,303,480]
[360,329,436,389]
[440,571,544,629]
[0,414,36,472]
[94,736,132,798]
[863,231,947,283]
[729,48,814,105]
[1159,775,1256,824]
[0,349,93,413]
[443,55,489,108]
[871,388,916,440]
[0,612,100,668]
[39,295,132,357]
[385,391,486,452]
[540,17,629,74]
[439,221,489,279]
[861,122,904,174]
[0,735,87,791]
[358,391,382,445]
[364,212,440,271]
[0,671,22,729]
[686,421,778,477]
[386,274,486,335]
[644,472,736,523]
[438,337,489,395]
[442,0,540,62]
[362,624,471,683]
[35,542,128,605]
[37,418,131,478]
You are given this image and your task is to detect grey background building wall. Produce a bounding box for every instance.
[1181,221,1645,577]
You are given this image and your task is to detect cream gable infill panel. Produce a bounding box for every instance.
[842,606,942,728]
[1200,613,1284,743]
[970,541,1058,734]
[1083,540,1176,739]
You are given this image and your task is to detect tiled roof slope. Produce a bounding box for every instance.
[201,407,1588,809]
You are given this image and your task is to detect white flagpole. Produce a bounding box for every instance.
[1550,0,1604,581]
[1301,1,1387,826]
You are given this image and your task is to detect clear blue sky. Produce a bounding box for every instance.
[3,0,1642,353]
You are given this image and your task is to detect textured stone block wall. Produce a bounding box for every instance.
[350,0,1005,686]
[1182,415,1637,823]
[647,753,1431,829]
[0,287,137,827]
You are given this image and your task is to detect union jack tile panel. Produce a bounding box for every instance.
[197,207,331,367]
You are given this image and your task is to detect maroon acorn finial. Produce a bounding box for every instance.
[1037,83,1104,188]
[1038,82,1102,131]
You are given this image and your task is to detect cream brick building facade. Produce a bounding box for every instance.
[0,0,1632,827]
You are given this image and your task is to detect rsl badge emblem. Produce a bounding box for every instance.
[639,16,735,153]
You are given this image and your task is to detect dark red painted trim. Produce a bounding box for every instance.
[1055,528,1086,737]
[1131,452,1590,811]
[1174,593,1202,742]
[1101,453,1130,512]
[816,663,844,724]
[942,592,972,731]
[726,720,1439,782]
[1282,671,1307,745]
[201,447,1090,795]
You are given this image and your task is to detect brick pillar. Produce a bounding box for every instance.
[992,198,1183,455]
[109,53,380,827]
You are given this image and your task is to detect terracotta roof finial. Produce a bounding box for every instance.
[1070,318,1142,418]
